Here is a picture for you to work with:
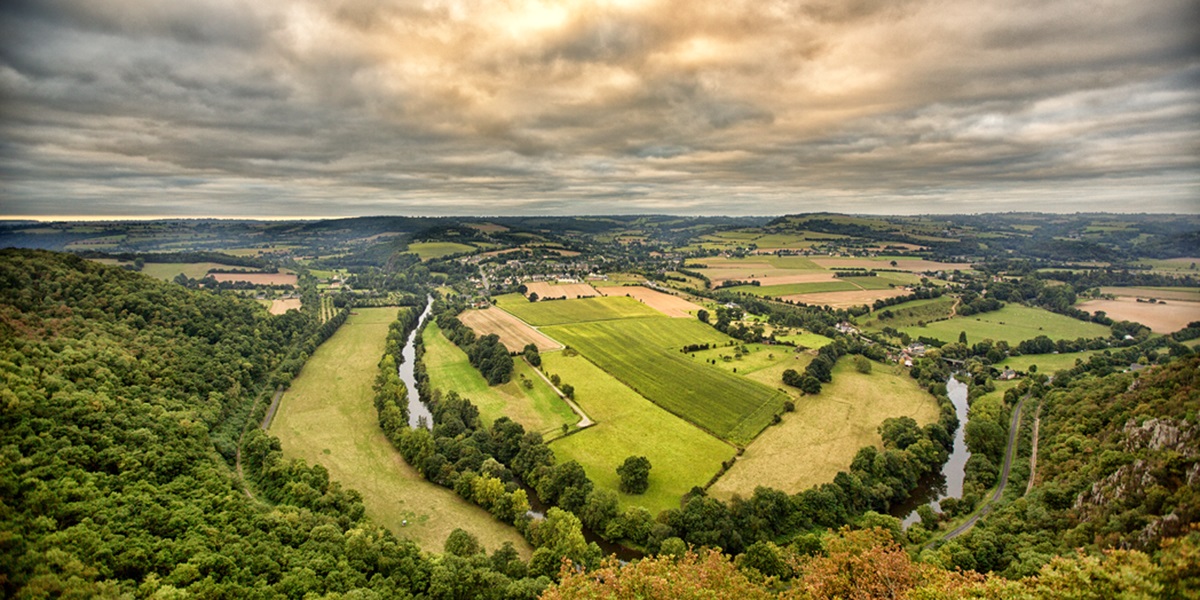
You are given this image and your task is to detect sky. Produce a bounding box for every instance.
[1,0,1198,218]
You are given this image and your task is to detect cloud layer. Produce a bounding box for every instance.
[2,0,1198,217]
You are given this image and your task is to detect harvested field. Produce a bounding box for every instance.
[810,257,972,272]
[596,285,704,318]
[782,288,912,308]
[209,272,299,286]
[269,298,302,315]
[1078,298,1200,334]
[1098,287,1200,302]
[524,281,600,299]
[458,307,563,351]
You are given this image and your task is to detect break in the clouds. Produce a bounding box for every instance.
[1,0,1198,217]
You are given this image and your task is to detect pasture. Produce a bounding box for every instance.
[999,350,1102,375]
[407,241,476,260]
[209,272,299,286]
[596,285,705,318]
[270,308,530,555]
[709,359,940,501]
[1097,287,1200,302]
[901,304,1111,345]
[500,295,661,326]
[458,307,563,351]
[685,343,798,376]
[727,280,859,297]
[542,318,787,444]
[1077,298,1199,334]
[96,261,242,281]
[858,295,957,330]
[524,281,600,300]
[423,321,577,437]
[774,330,835,348]
[810,257,972,272]
[542,352,734,513]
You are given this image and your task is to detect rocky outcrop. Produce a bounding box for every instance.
[1121,417,1197,456]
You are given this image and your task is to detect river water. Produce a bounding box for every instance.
[399,296,434,429]
[892,376,970,526]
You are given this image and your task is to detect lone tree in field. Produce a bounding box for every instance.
[697,309,709,323]
[523,343,541,367]
[617,456,651,494]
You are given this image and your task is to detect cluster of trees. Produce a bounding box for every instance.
[872,286,945,311]
[956,294,1004,316]
[437,310,514,384]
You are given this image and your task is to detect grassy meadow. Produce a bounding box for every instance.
[999,350,1103,375]
[726,280,859,297]
[901,304,1111,344]
[858,296,957,330]
[500,295,661,326]
[709,359,940,501]
[407,241,477,260]
[270,308,530,555]
[423,321,577,437]
[543,352,734,514]
[543,318,788,445]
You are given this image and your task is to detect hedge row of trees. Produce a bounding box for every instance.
[436,310,514,384]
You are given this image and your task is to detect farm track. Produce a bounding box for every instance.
[936,390,1030,545]
[526,357,593,428]
[261,387,286,430]
[1026,402,1041,495]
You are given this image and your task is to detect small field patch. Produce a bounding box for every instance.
[727,281,859,297]
[709,359,940,501]
[999,350,1102,375]
[783,288,912,308]
[209,272,299,286]
[901,304,1110,344]
[500,296,661,326]
[1077,298,1200,334]
[458,307,563,351]
[810,257,972,272]
[1097,287,1200,302]
[408,241,476,260]
[524,281,600,300]
[596,285,705,318]
[269,298,302,315]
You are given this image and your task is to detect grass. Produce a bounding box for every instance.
[499,296,661,326]
[423,321,577,438]
[901,304,1111,345]
[858,296,957,330]
[685,343,798,376]
[727,281,859,297]
[543,352,734,514]
[105,261,240,280]
[775,331,835,348]
[999,350,1102,375]
[407,241,477,260]
[270,308,530,555]
[542,318,788,445]
[709,359,941,500]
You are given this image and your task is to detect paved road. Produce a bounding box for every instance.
[939,390,1030,542]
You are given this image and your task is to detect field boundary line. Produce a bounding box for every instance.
[525,357,594,428]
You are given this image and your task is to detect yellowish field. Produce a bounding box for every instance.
[270,308,529,555]
[269,298,302,315]
[782,288,912,308]
[741,273,839,286]
[596,285,704,318]
[458,306,563,351]
[809,257,972,272]
[1098,287,1200,302]
[525,281,600,299]
[209,272,299,285]
[1078,298,1200,333]
[709,359,940,501]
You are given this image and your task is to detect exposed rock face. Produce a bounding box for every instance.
[1074,459,1154,513]
[1121,417,1198,456]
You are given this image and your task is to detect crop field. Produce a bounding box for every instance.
[783,288,913,308]
[901,304,1111,344]
[709,359,940,501]
[738,273,839,286]
[542,352,733,513]
[687,255,826,285]
[774,330,835,348]
[596,285,705,318]
[270,308,530,555]
[209,272,299,286]
[858,296,957,330]
[423,321,576,437]
[727,280,860,297]
[500,295,661,326]
[810,257,972,272]
[269,298,302,315]
[543,318,787,444]
[1097,287,1200,302]
[458,306,563,351]
[407,241,476,260]
[546,316,732,350]
[524,281,600,300]
[1077,298,1199,334]
[999,350,1102,375]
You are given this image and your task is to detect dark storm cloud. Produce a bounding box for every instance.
[0,0,1197,218]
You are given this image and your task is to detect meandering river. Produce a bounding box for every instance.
[892,376,971,525]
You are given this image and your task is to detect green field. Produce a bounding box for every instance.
[858,296,957,330]
[901,304,1110,344]
[407,241,477,260]
[999,350,1102,375]
[499,295,661,326]
[709,359,940,500]
[726,281,859,297]
[543,352,734,514]
[775,331,835,348]
[91,259,242,281]
[422,321,577,437]
[685,343,798,376]
[270,308,530,555]
[543,318,788,444]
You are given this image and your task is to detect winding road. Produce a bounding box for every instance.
[938,389,1031,543]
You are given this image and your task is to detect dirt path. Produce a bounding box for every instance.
[1026,402,1041,496]
[526,357,594,428]
[949,296,962,318]
[939,390,1028,543]
[261,387,286,430]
